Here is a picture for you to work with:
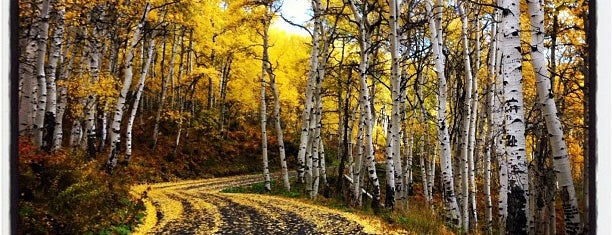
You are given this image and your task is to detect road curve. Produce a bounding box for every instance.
[130,173,409,234]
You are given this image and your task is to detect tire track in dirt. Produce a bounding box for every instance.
[131,173,408,234]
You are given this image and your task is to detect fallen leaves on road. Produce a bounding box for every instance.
[131,174,411,234]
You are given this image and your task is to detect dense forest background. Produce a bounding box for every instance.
[15,0,590,234]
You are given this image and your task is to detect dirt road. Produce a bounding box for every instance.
[131,173,408,234]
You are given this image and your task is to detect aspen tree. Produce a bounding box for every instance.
[106,3,151,173]
[468,8,480,231]
[500,0,529,232]
[527,0,582,233]
[348,0,382,211]
[296,0,319,183]
[45,0,65,151]
[260,11,272,192]
[416,74,431,206]
[53,30,75,151]
[484,13,498,233]
[353,105,366,206]
[126,33,156,163]
[33,0,51,148]
[54,85,68,150]
[19,12,38,135]
[426,0,461,226]
[458,2,478,230]
[384,0,403,209]
[84,5,105,158]
[265,23,290,191]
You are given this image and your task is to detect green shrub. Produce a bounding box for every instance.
[18,137,144,234]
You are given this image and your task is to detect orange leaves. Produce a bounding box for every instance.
[18,137,44,164]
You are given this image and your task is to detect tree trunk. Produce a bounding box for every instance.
[19,17,39,136]
[312,65,324,198]
[426,0,461,226]
[153,25,178,151]
[84,6,105,159]
[319,138,328,188]
[404,128,413,204]
[469,4,481,230]
[500,0,529,233]
[106,3,151,173]
[260,16,272,192]
[484,14,498,234]
[458,3,475,229]
[219,55,232,137]
[266,42,290,191]
[527,0,582,233]
[126,33,156,163]
[398,71,408,207]
[296,3,319,183]
[348,0,382,211]
[33,0,51,148]
[384,0,403,210]
[44,0,65,152]
[353,105,366,206]
[53,29,75,151]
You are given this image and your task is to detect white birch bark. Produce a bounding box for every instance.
[484,114,493,234]
[384,0,403,209]
[99,109,107,151]
[404,128,413,204]
[484,15,498,233]
[427,141,435,206]
[305,109,315,195]
[19,32,38,135]
[45,0,65,151]
[469,20,480,233]
[266,41,290,191]
[84,6,104,157]
[353,105,366,206]
[416,75,431,206]
[527,0,582,233]
[69,119,82,147]
[53,29,74,151]
[500,0,529,232]
[260,16,273,192]
[311,30,328,198]
[489,7,509,232]
[260,59,271,192]
[426,0,461,226]
[347,104,358,183]
[126,34,156,163]
[458,3,474,229]
[420,137,430,204]
[296,4,318,183]
[398,73,408,205]
[33,0,51,148]
[54,86,67,150]
[319,137,327,187]
[348,0,382,210]
[311,122,321,198]
[106,3,151,173]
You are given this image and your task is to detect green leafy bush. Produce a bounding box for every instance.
[18,137,144,234]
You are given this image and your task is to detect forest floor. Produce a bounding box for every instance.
[130,172,412,234]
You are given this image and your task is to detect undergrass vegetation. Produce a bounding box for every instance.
[18,138,145,234]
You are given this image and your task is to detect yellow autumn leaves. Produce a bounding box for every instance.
[130,174,414,234]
